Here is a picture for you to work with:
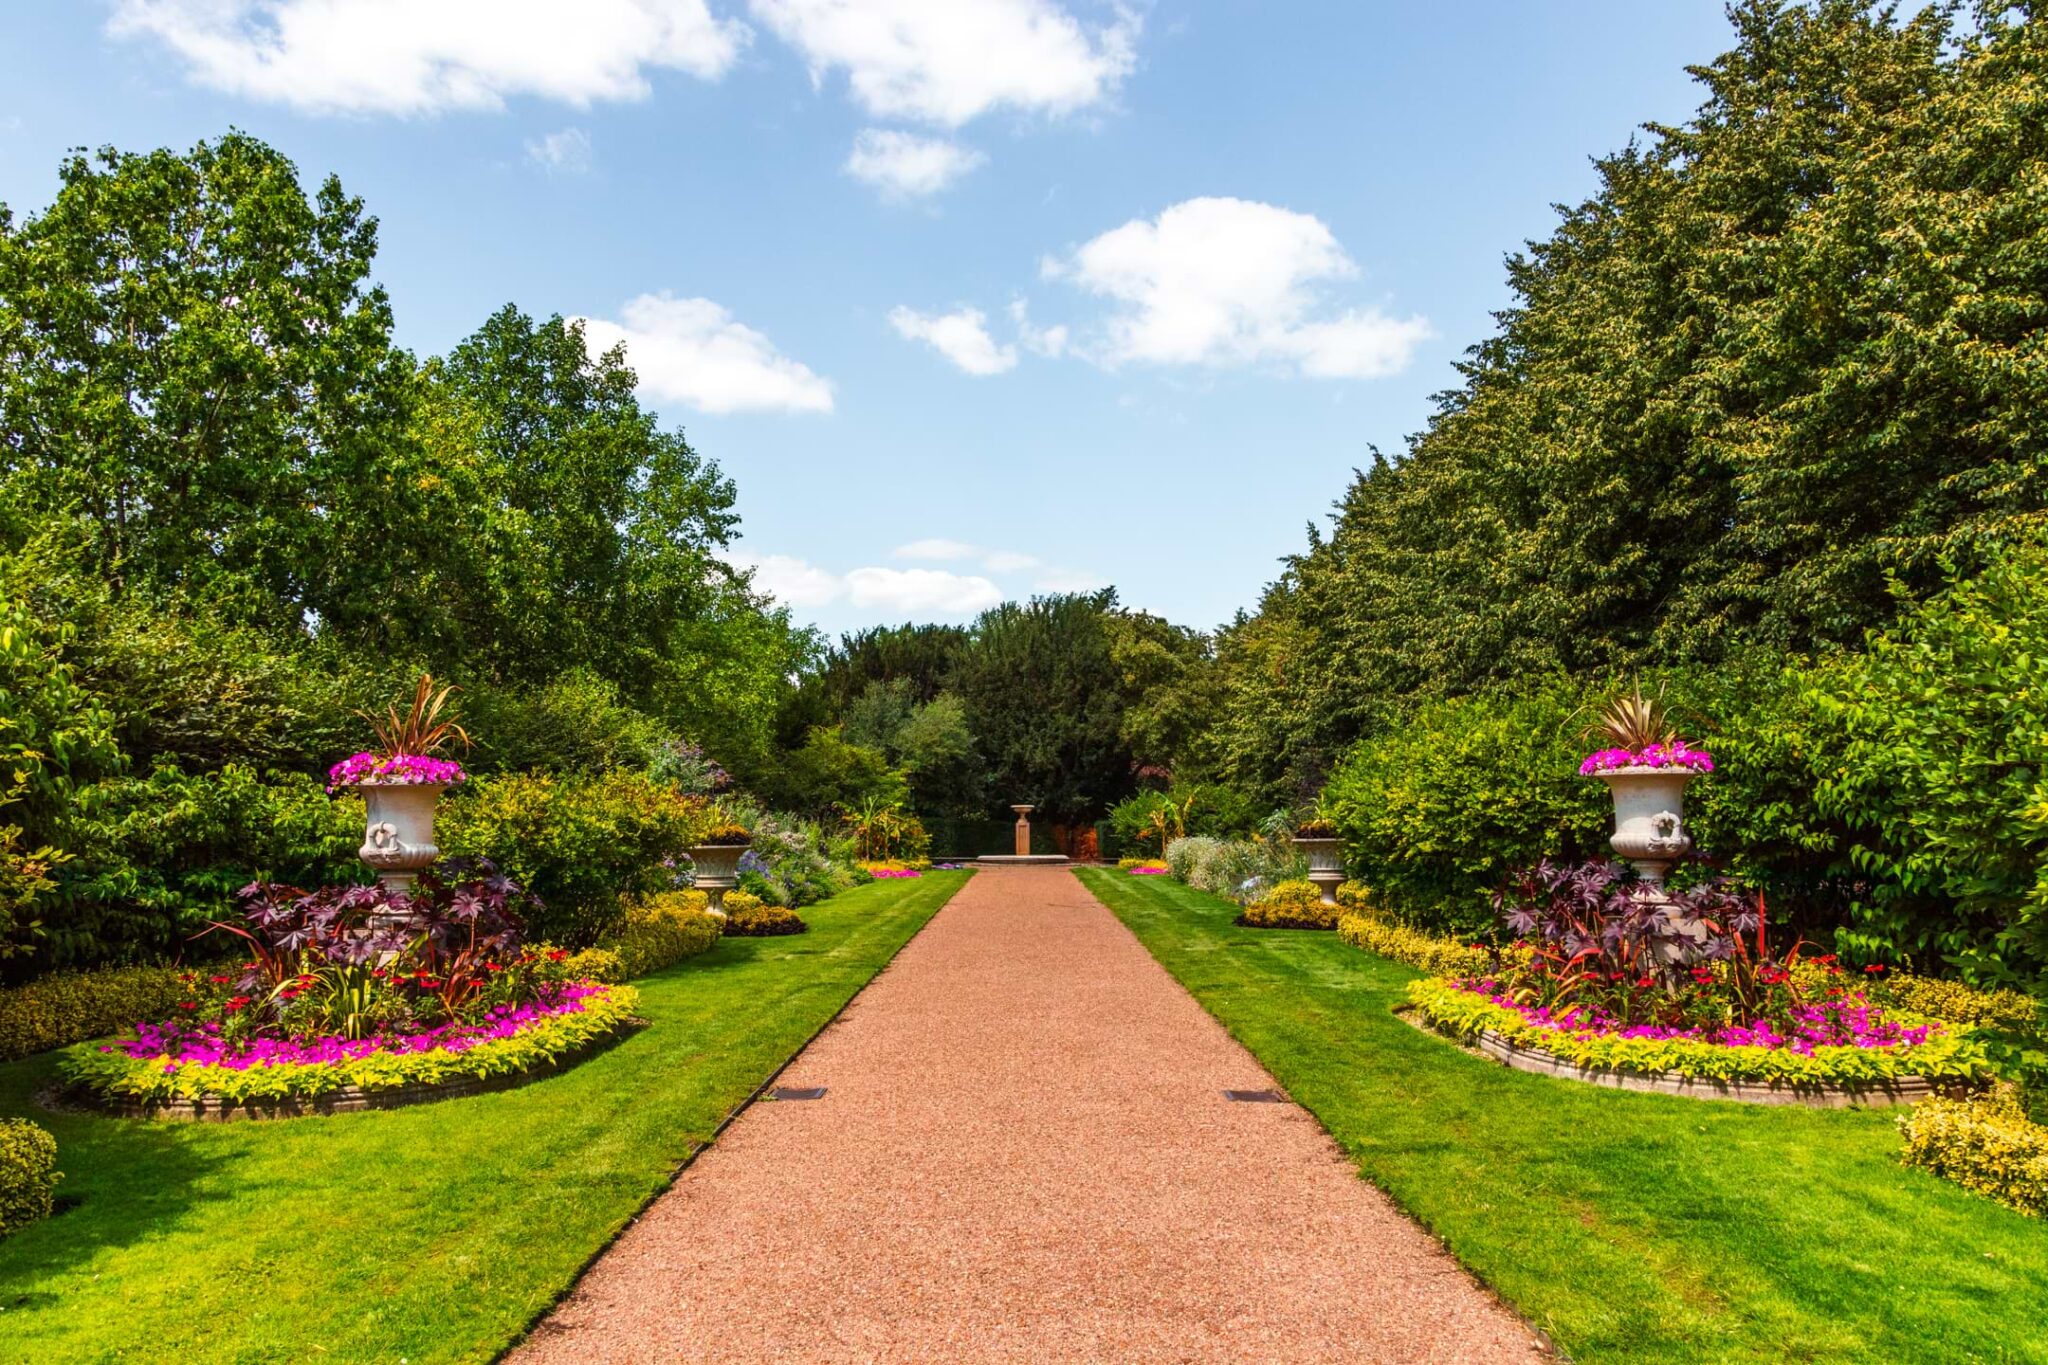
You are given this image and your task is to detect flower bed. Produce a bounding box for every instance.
[52,859,640,1118]
[1408,976,1985,1091]
[60,981,638,1116]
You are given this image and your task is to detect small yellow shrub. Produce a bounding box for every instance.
[0,1118,58,1237]
[602,890,721,978]
[1879,974,2039,1031]
[1337,912,1492,976]
[1237,879,1338,930]
[1335,880,1374,911]
[1898,1085,2048,1216]
[723,890,807,938]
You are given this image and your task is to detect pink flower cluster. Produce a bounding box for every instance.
[326,751,469,791]
[867,868,921,879]
[1127,866,1169,875]
[110,984,605,1071]
[1579,742,1715,776]
[1452,980,1934,1053]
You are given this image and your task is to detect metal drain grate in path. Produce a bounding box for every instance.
[768,1086,827,1101]
[1222,1088,1287,1103]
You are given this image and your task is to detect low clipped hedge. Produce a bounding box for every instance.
[721,891,806,938]
[1898,1085,2048,1215]
[0,1119,60,1236]
[58,983,640,1107]
[1407,977,1989,1085]
[0,965,189,1061]
[602,891,722,978]
[1877,974,2041,1032]
[1236,879,1337,930]
[1338,912,1492,977]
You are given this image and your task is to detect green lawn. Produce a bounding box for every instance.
[1077,867,2048,1365]
[0,871,970,1364]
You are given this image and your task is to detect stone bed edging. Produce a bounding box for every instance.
[1397,1006,1960,1108]
[57,1018,645,1123]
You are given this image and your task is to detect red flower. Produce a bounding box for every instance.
[223,995,251,1013]
[176,1000,198,1011]
[1864,963,1888,975]
[546,949,568,962]
[209,974,232,984]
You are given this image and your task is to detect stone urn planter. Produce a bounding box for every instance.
[1292,836,1345,906]
[357,782,450,893]
[1590,765,1695,892]
[688,842,748,918]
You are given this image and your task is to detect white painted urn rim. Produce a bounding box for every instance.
[1589,765,1701,779]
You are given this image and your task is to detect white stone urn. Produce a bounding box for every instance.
[1292,836,1345,905]
[688,842,747,918]
[1591,765,1695,891]
[356,782,449,893]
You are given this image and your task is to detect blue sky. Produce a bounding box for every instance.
[0,2,1735,639]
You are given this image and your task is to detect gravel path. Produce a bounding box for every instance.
[512,866,1544,1363]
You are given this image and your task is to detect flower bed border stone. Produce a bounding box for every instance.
[57,1018,644,1122]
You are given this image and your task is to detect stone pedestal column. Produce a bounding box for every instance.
[1011,804,1035,857]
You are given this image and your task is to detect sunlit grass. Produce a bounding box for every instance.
[0,871,970,1363]
[1078,867,2048,1365]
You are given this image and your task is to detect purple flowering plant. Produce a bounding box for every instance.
[181,859,555,1049]
[326,751,468,790]
[1481,858,1926,1050]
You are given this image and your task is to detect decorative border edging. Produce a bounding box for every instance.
[1397,1006,1962,1108]
[59,1019,646,1123]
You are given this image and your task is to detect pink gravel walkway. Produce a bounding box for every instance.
[512,866,1544,1363]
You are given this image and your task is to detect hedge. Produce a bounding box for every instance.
[0,1119,59,1237]
[0,964,188,1061]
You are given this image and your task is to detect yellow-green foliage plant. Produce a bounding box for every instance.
[1877,974,2041,1032]
[601,891,721,978]
[721,890,807,938]
[1337,912,1493,977]
[1898,1085,2048,1216]
[0,965,189,1061]
[1237,879,1338,930]
[0,1118,59,1236]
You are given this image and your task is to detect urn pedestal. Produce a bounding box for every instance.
[1293,836,1345,905]
[689,843,747,918]
[1011,804,1035,857]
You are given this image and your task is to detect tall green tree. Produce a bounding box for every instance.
[0,132,415,633]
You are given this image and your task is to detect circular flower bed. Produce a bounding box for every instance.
[1406,857,1990,1099]
[1407,976,1981,1087]
[57,860,636,1118]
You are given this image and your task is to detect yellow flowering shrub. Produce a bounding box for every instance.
[1338,912,1493,977]
[602,891,721,978]
[1237,879,1338,930]
[1898,1085,2048,1216]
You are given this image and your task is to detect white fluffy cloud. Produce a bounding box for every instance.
[1033,567,1108,592]
[888,305,1017,376]
[844,128,984,197]
[734,553,1002,616]
[525,126,593,173]
[110,0,747,114]
[1042,196,1433,378]
[1008,298,1068,358]
[578,293,833,415]
[732,552,846,607]
[749,0,1137,126]
[846,566,1002,614]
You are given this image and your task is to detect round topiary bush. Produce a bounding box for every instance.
[0,1118,59,1237]
[721,890,807,938]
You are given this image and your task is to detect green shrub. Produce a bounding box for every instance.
[602,891,720,978]
[1108,784,1258,859]
[438,771,706,946]
[47,764,362,971]
[530,945,627,985]
[461,669,681,775]
[1810,544,2048,985]
[1321,681,1606,936]
[721,890,806,938]
[1898,1085,2048,1216]
[0,1118,58,1236]
[0,963,188,1060]
[1236,879,1337,930]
